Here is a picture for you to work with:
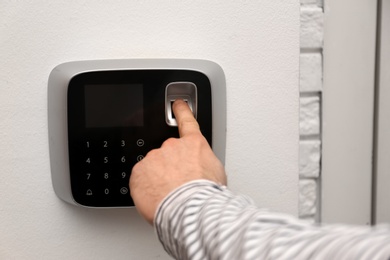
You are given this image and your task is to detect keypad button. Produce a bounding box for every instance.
[120,187,128,195]
[136,139,144,147]
[136,155,144,162]
[103,156,109,164]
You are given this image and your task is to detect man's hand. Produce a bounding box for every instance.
[129,100,227,225]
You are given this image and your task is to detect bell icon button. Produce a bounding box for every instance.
[86,189,93,196]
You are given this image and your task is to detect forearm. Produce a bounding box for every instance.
[154,180,390,260]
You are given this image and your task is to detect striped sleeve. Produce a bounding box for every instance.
[154,180,390,260]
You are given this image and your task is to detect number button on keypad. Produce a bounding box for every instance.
[103,156,109,164]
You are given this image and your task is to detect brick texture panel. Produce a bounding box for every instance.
[300,53,322,92]
[300,7,324,48]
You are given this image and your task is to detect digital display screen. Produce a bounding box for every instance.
[84,84,143,128]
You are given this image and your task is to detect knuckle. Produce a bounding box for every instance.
[189,134,207,146]
[131,162,142,178]
[131,163,139,173]
[145,148,158,158]
[162,137,179,147]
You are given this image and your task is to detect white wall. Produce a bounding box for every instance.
[321,0,377,225]
[376,0,390,224]
[0,1,299,259]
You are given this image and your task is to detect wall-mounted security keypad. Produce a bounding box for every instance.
[48,59,226,208]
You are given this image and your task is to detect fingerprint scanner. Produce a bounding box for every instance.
[165,82,197,127]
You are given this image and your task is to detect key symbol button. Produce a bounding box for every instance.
[136,139,144,147]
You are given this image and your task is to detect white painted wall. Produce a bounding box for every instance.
[321,0,377,225]
[376,0,390,224]
[0,1,299,259]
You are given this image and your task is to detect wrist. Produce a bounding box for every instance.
[153,179,225,226]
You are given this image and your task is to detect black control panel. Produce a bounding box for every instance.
[67,70,212,207]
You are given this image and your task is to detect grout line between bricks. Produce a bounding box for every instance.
[300,48,322,53]
[300,91,321,97]
[300,134,321,140]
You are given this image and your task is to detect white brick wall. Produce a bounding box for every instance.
[299,140,321,178]
[300,53,322,92]
[299,0,323,220]
[300,96,320,136]
[299,179,317,217]
[300,7,324,49]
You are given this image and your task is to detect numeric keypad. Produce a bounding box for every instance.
[70,137,146,207]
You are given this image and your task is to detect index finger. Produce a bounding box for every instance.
[172,99,201,137]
